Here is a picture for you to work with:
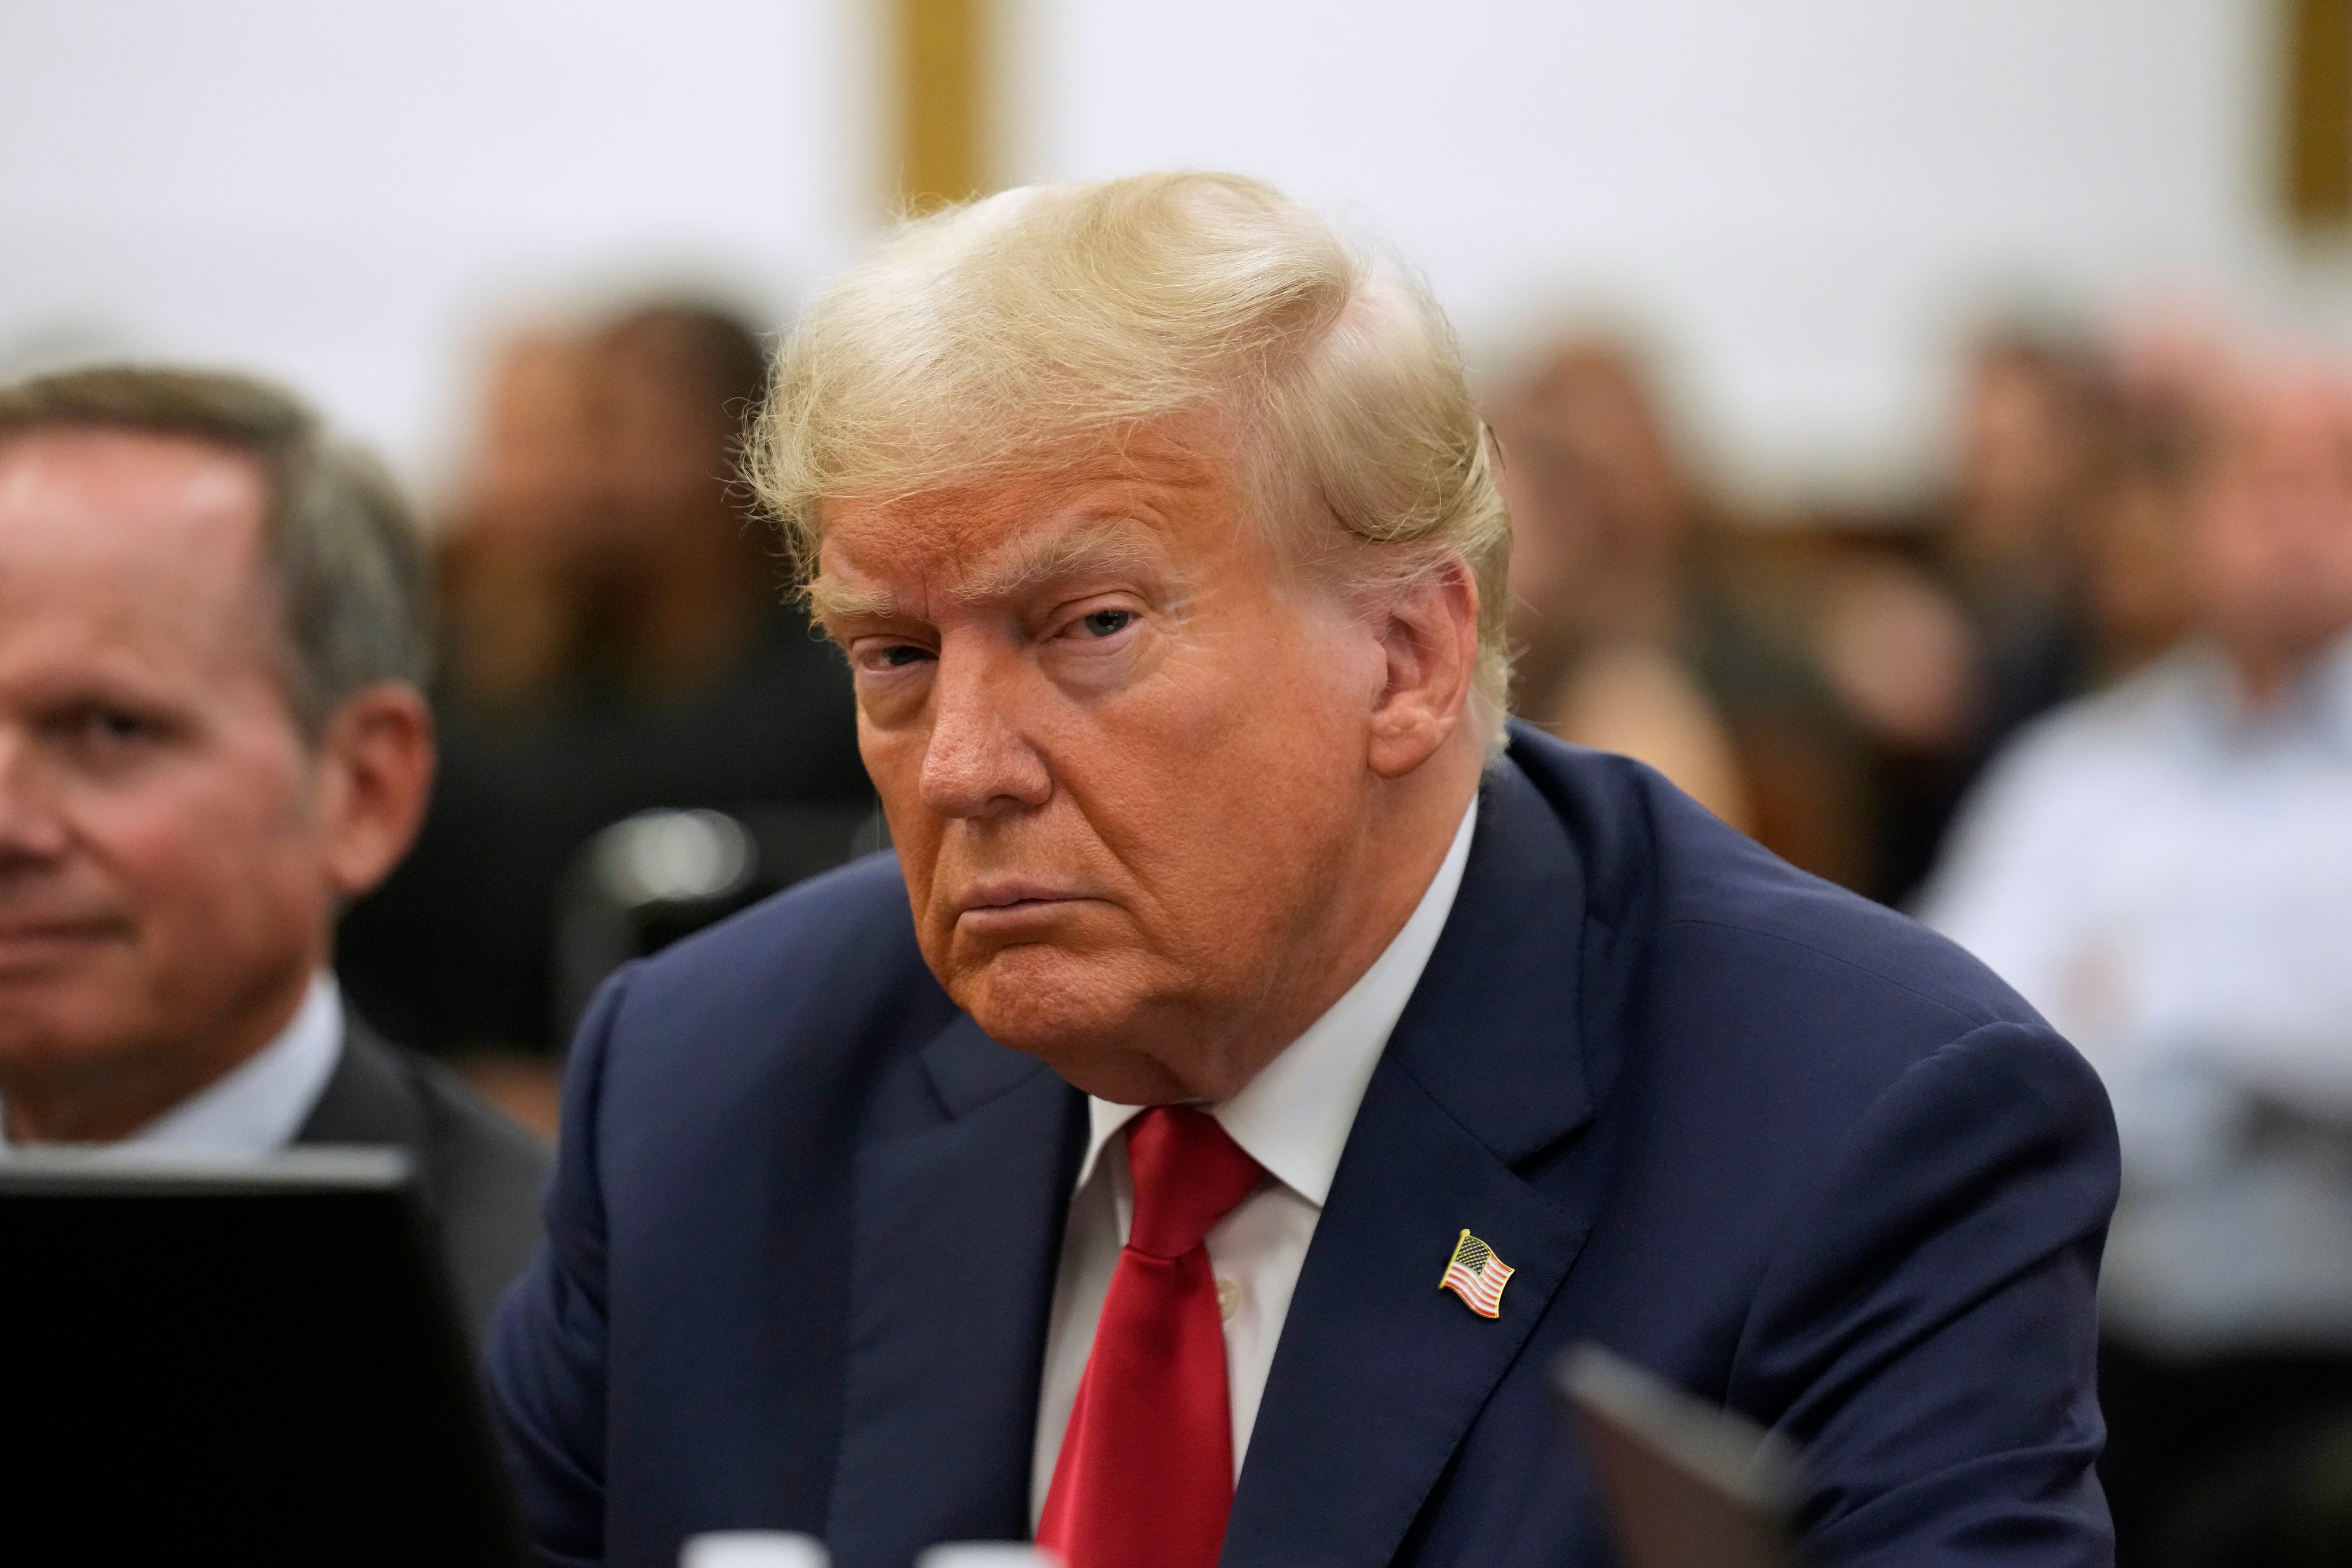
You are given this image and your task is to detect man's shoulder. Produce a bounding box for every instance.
[608,849,939,1031]
[1504,725,2047,1060]
[1497,729,2110,1294]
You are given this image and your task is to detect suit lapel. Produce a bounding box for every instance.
[292,1026,424,1147]
[825,1015,1082,1568]
[293,1027,442,1206]
[1225,761,1599,1568]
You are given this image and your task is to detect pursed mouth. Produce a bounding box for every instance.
[0,919,126,954]
[951,890,1107,934]
[954,880,1089,915]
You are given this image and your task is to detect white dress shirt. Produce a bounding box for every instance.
[1920,634,2352,1351]
[1029,797,1478,1520]
[0,972,344,1155]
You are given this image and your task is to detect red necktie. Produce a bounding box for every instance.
[1037,1106,1266,1568]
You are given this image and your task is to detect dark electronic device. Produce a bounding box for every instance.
[0,1148,528,1566]
[1554,1342,1805,1568]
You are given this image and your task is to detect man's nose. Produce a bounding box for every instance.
[0,734,70,864]
[917,639,1053,819]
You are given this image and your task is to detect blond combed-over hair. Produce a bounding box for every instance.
[750,171,1513,745]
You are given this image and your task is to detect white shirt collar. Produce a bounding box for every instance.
[1075,794,1479,1208]
[0,972,344,1155]
[2163,629,2352,759]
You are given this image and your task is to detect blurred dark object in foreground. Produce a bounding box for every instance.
[2102,1342,2352,1568]
[1555,1343,1800,1568]
[1,1150,526,1567]
[337,300,869,1083]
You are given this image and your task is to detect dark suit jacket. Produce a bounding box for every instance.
[489,726,2119,1568]
[299,1024,552,1340]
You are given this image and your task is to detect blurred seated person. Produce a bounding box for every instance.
[1939,328,2114,676]
[1920,358,2352,1564]
[2068,361,2202,689]
[0,366,549,1340]
[431,328,606,714]
[1834,326,2118,902]
[1488,336,1890,887]
[1485,336,1752,831]
[336,302,871,1120]
[2067,318,2220,688]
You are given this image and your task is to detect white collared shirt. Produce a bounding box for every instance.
[1029,797,1479,1520]
[0,972,344,1155]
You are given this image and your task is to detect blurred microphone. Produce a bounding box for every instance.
[680,1532,829,1568]
[916,1548,1063,1568]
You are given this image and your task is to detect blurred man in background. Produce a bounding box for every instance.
[1922,358,2352,1564]
[0,367,549,1339]
[337,302,872,1129]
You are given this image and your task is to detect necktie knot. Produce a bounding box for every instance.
[1123,1106,1264,1260]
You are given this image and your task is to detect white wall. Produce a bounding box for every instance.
[1,0,2340,507]
[1017,0,2329,504]
[0,0,877,491]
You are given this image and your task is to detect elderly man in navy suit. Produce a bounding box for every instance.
[489,173,2118,1568]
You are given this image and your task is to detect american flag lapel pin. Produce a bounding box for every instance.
[1440,1228,1514,1318]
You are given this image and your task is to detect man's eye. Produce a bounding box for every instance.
[83,709,153,742]
[1076,609,1135,639]
[875,644,933,668]
[52,706,171,758]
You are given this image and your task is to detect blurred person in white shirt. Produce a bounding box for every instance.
[1919,357,2352,1564]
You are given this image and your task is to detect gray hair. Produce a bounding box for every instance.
[0,365,432,738]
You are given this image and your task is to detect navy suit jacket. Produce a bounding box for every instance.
[489,726,2119,1568]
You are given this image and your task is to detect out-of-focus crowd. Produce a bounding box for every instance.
[1489,319,2212,905]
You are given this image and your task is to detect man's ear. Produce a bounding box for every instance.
[311,681,436,901]
[1366,556,1480,779]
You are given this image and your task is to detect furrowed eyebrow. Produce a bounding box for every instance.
[947,520,1164,606]
[807,577,897,624]
[809,518,1171,629]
